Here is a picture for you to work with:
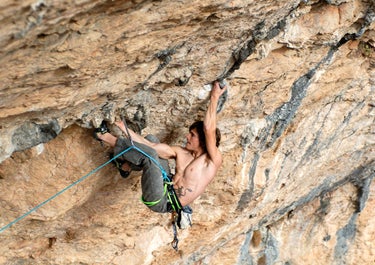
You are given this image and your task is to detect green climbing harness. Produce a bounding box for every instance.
[141,181,181,211]
[141,182,168,207]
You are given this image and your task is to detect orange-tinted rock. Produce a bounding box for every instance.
[0,0,374,264]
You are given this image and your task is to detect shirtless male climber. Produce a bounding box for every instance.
[94,81,226,216]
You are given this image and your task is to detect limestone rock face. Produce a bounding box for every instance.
[0,0,374,264]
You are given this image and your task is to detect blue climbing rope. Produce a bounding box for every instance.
[0,142,169,234]
[132,145,169,181]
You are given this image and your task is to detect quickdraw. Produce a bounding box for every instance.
[171,211,179,251]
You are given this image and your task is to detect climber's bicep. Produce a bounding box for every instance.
[151,143,178,159]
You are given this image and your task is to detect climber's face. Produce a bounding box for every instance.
[185,128,200,151]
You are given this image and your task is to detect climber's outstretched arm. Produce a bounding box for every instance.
[203,81,226,167]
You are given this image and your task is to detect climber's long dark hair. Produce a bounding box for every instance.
[189,121,221,153]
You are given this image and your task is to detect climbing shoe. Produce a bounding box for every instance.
[93,121,110,142]
[109,153,131,178]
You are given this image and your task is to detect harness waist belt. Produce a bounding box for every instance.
[141,181,182,212]
[166,182,182,212]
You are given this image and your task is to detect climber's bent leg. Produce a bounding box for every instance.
[95,132,117,147]
[114,136,170,213]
